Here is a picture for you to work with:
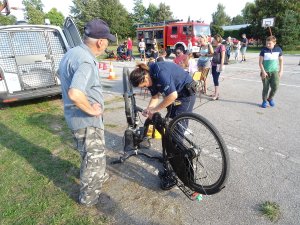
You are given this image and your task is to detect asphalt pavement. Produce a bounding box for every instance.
[97,53,300,225]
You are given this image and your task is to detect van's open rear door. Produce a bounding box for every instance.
[63,17,82,48]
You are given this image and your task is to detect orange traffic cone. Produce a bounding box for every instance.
[107,62,116,80]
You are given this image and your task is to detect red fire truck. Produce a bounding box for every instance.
[136,20,211,57]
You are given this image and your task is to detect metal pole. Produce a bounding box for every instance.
[268,27,272,36]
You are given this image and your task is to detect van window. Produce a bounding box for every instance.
[171,26,177,35]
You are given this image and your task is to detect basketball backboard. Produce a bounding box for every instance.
[262,18,275,27]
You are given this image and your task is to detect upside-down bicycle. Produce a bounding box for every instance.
[112,67,229,200]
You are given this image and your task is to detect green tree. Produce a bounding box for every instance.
[156,3,173,21]
[0,15,17,25]
[212,3,231,26]
[45,8,65,27]
[22,0,44,11]
[25,4,45,24]
[145,3,158,22]
[241,2,255,24]
[71,0,134,40]
[279,10,300,50]
[231,15,245,25]
[132,0,146,23]
[211,24,224,37]
[244,0,300,47]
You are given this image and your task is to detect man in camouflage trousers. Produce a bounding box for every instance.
[59,19,116,206]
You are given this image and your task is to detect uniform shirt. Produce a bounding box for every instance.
[259,46,283,72]
[59,43,104,131]
[148,61,192,97]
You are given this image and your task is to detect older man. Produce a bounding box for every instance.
[59,19,116,207]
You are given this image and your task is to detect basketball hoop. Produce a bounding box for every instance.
[262,18,275,36]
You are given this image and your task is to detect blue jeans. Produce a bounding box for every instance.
[211,65,220,86]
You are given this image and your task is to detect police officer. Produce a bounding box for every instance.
[130,61,197,190]
[130,61,197,119]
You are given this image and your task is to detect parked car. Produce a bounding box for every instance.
[0,17,82,103]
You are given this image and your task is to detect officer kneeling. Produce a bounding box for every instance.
[129,61,197,189]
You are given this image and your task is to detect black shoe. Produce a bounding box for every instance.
[159,170,177,190]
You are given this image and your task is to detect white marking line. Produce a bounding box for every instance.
[223,76,300,88]
[227,66,299,74]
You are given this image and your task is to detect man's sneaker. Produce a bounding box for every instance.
[268,99,275,107]
[261,101,267,108]
[159,170,177,190]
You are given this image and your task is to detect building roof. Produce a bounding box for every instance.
[222,24,251,31]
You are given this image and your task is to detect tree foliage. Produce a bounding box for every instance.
[155,3,173,22]
[145,3,158,23]
[71,0,134,40]
[25,4,45,24]
[132,0,146,23]
[45,8,65,27]
[231,15,245,25]
[211,24,224,37]
[22,0,44,11]
[241,2,255,24]
[212,3,231,26]
[244,0,300,48]
[279,10,300,50]
[0,15,17,25]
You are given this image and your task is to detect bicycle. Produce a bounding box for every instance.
[112,67,230,200]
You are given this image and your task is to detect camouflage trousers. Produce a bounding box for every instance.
[72,127,106,206]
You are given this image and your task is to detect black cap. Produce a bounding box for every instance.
[84,19,116,42]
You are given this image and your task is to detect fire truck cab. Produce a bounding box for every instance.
[136,20,211,57]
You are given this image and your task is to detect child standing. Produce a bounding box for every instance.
[259,36,283,108]
[234,41,241,61]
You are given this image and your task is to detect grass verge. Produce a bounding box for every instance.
[0,98,108,225]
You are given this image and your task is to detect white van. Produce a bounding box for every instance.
[0,17,82,103]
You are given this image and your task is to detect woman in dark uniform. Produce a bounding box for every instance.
[129,61,197,119]
[130,61,197,190]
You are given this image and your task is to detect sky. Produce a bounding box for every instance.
[8,0,254,23]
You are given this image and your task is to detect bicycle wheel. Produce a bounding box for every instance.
[165,112,229,195]
[123,67,136,126]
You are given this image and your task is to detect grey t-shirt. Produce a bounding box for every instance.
[59,44,104,131]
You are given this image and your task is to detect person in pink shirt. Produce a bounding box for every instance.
[173,48,188,70]
[126,37,135,61]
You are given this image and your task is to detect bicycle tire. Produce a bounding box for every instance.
[123,67,136,126]
[165,112,229,195]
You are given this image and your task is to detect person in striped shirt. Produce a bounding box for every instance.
[259,36,283,108]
